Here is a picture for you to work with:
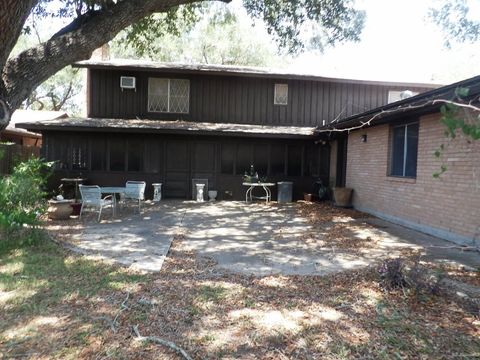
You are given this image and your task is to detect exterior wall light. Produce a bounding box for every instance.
[361,134,367,142]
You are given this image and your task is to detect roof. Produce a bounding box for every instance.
[74,59,441,89]
[318,74,480,132]
[16,117,316,139]
[7,110,68,137]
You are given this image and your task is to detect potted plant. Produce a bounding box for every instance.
[303,192,313,201]
[47,195,74,220]
[333,187,353,207]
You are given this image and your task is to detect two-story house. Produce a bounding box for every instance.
[17,59,436,201]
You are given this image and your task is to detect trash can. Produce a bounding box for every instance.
[277,181,293,203]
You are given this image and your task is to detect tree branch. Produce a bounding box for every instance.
[0,0,38,69]
[318,97,480,134]
[3,0,232,110]
[132,325,193,360]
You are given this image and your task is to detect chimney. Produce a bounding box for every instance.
[91,43,110,61]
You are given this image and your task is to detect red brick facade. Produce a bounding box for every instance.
[345,113,480,245]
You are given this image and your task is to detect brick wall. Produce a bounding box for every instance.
[346,113,480,245]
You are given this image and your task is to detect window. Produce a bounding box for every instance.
[148,78,190,113]
[274,83,288,105]
[390,122,419,178]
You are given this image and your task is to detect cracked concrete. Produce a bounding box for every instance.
[63,200,480,275]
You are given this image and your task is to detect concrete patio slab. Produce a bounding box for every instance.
[181,201,480,276]
[58,200,479,275]
[66,202,188,272]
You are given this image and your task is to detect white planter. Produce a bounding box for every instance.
[208,190,218,201]
[196,184,205,202]
[152,183,162,202]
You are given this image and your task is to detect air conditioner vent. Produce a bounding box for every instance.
[120,76,136,90]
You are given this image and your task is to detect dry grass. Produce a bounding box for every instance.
[1,236,479,359]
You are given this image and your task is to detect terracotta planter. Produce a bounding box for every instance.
[47,200,73,220]
[333,187,353,208]
[304,193,313,202]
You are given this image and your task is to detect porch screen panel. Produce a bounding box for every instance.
[270,144,285,175]
[53,137,69,170]
[304,145,319,176]
[287,145,302,176]
[221,143,235,174]
[127,139,144,172]
[91,138,106,171]
[71,137,88,170]
[109,138,125,171]
[145,140,162,173]
[236,144,251,175]
[254,144,269,176]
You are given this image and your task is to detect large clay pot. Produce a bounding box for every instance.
[47,200,73,220]
[333,187,353,207]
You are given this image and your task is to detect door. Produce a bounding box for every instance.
[165,140,189,198]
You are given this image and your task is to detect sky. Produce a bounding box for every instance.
[272,0,480,84]
[16,0,480,86]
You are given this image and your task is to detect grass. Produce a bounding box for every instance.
[1,233,479,358]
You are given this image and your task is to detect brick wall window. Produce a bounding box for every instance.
[148,78,190,113]
[390,122,419,178]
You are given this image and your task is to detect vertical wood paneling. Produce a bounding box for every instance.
[89,69,434,127]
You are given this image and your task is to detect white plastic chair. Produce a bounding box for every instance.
[79,185,113,221]
[123,181,146,213]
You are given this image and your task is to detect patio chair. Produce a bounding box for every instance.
[79,185,113,221]
[123,181,146,213]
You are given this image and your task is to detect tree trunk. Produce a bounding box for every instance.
[0,98,11,131]
[1,0,232,128]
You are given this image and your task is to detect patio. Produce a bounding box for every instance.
[47,200,480,274]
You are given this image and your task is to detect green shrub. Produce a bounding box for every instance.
[0,158,53,246]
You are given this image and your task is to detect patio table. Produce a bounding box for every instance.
[100,186,126,216]
[242,182,276,203]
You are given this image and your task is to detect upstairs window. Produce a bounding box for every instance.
[148,78,190,113]
[390,122,419,178]
[274,83,288,105]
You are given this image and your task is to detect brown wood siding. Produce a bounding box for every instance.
[88,69,432,127]
[43,131,330,201]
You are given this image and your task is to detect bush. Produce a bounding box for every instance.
[0,157,53,245]
[378,257,444,299]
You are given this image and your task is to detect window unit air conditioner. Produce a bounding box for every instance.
[120,76,136,91]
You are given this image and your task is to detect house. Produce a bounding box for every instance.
[16,59,436,200]
[1,110,67,147]
[320,75,480,246]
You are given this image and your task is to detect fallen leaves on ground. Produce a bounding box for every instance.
[1,234,479,359]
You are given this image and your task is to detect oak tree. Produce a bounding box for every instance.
[0,0,364,130]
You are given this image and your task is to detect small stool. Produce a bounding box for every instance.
[152,183,162,202]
